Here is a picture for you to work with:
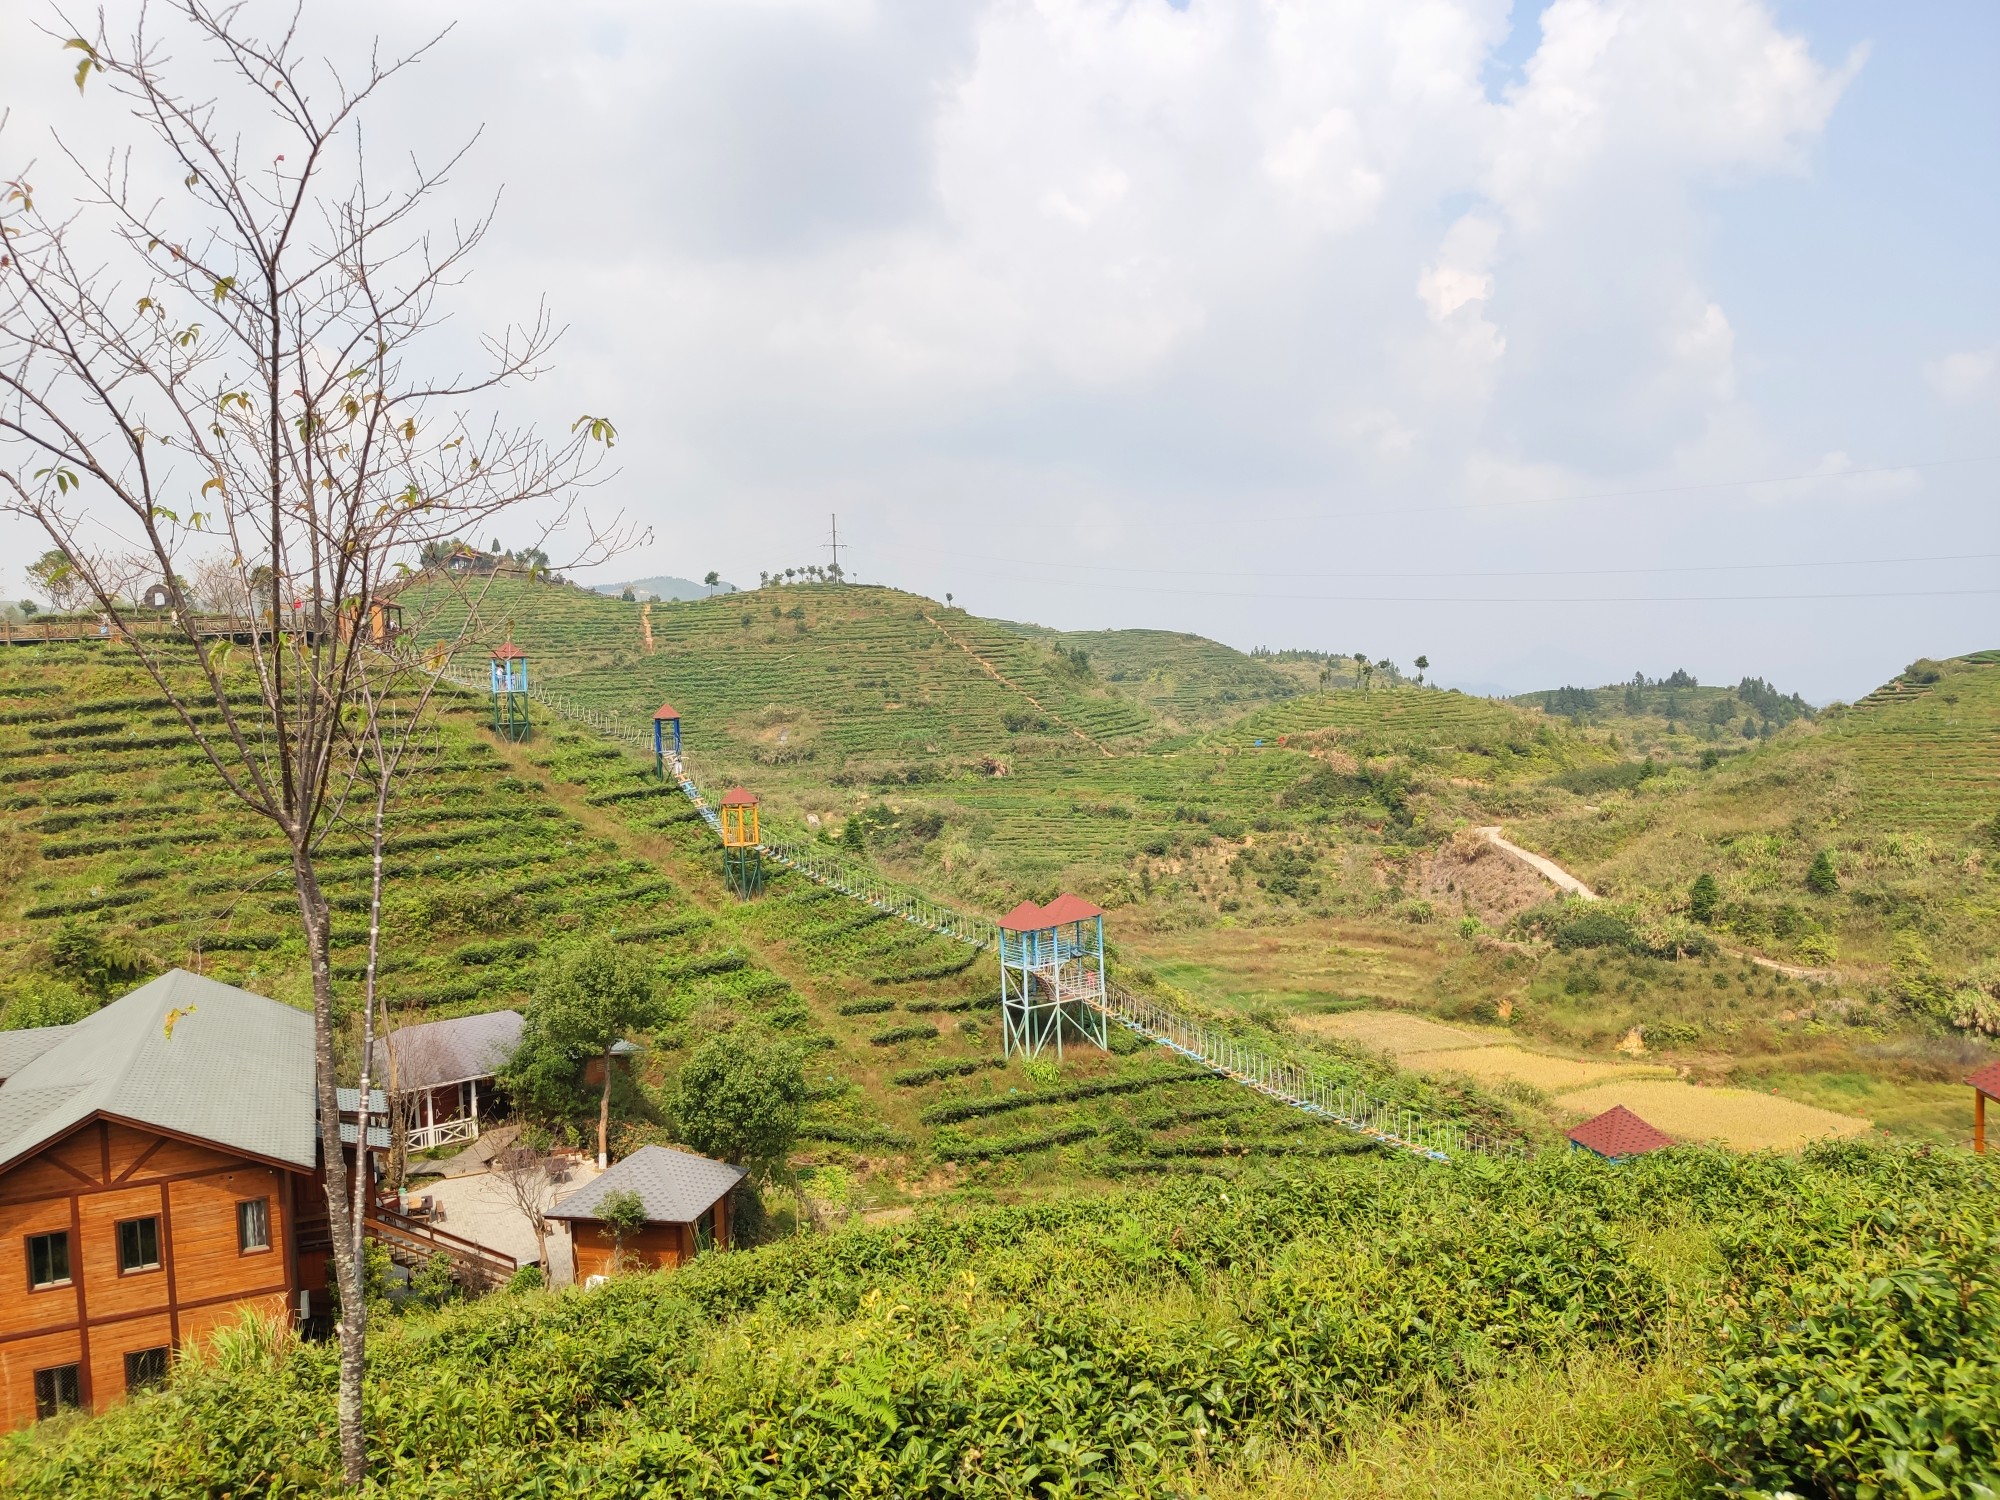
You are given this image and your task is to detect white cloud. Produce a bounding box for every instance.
[1928,347,1999,405]
[5,0,1938,695]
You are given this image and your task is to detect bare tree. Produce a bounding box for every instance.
[0,5,631,1484]
[490,1141,560,1271]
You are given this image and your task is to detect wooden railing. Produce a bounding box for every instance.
[364,1206,517,1288]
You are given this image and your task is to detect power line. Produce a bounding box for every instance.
[982,577,2000,606]
[915,548,2000,584]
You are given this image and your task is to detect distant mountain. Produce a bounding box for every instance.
[594,575,740,602]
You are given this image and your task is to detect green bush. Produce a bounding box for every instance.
[1552,908,1637,952]
[1680,1199,1999,1497]
[1687,872,1719,924]
[1806,848,1840,895]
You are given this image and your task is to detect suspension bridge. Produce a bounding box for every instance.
[439,655,1515,1161]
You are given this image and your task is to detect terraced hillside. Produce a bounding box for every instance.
[412,578,1617,908]
[0,640,1511,1192]
[1504,649,2000,973]
[994,620,1305,729]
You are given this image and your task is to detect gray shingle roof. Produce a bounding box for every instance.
[0,1024,76,1082]
[370,1010,524,1093]
[0,970,317,1173]
[546,1144,746,1224]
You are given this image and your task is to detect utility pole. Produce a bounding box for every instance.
[825,513,846,581]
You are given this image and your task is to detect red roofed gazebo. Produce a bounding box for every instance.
[1969,1060,2000,1155]
[718,788,761,900]
[652,703,681,778]
[996,900,1048,932]
[1567,1105,1674,1162]
[996,892,1108,1061]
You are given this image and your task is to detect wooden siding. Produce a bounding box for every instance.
[0,1116,308,1431]
[569,1193,729,1284]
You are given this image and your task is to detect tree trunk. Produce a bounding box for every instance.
[295,853,367,1487]
[597,1044,613,1169]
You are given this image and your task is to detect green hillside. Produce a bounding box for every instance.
[1506,649,2000,975]
[994,620,1305,729]
[413,579,1611,910]
[0,640,1510,1188]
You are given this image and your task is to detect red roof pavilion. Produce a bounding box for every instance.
[1968,1059,2000,1098]
[996,900,1047,932]
[653,702,681,721]
[1567,1105,1674,1161]
[1039,892,1106,925]
[491,642,526,660]
[719,786,757,806]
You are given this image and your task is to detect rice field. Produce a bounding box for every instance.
[1553,1078,1874,1152]
[1292,1010,1492,1059]
[1406,1045,1675,1093]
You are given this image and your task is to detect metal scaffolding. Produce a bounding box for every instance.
[997,898,1111,1061]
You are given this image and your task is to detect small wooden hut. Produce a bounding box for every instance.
[545,1145,745,1281]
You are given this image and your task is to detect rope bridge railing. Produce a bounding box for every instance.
[432,659,1515,1161]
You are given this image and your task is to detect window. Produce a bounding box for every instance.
[32,1364,80,1421]
[27,1231,69,1289]
[237,1198,270,1254]
[124,1346,170,1392]
[116,1217,161,1274]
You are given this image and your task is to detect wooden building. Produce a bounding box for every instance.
[1970,1059,2000,1154]
[372,1010,525,1153]
[545,1145,745,1283]
[1567,1105,1675,1162]
[0,972,329,1429]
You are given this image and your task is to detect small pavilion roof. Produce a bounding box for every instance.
[545,1144,746,1225]
[370,1010,524,1094]
[1567,1105,1674,1161]
[996,899,1047,932]
[653,702,681,721]
[720,786,758,806]
[1041,892,1105,925]
[1968,1059,2000,1098]
[491,642,526,660]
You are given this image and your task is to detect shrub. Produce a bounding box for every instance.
[1687,872,1719,924]
[867,1023,938,1047]
[1552,908,1636,952]
[1805,848,1840,895]
[1679,1200,2000,1498]
[672,1029,808,1177]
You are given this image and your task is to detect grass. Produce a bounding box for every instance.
[1190,1349,1702,1500]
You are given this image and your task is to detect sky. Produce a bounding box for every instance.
[2,0,1995,701]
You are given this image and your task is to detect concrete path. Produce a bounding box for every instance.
[1474,826,1598,900]
[409,1156,602,1286]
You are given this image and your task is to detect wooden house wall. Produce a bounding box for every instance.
[569,1192,729,1283]
[0,1117,306,1431]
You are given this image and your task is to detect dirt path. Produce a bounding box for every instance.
[1474,827,1598,899]
[639,601,655,654]
[1473,830,1842,979]
[921,611,1113,758]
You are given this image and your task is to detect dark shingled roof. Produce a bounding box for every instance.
[0,970,316,1173]
[1968,1059,2000,1098]
[545,1144,745,1225]
[371,1010,524,1094]
[1567,1105,1675,1161]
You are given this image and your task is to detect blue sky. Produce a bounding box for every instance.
[2,0,1994,701]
